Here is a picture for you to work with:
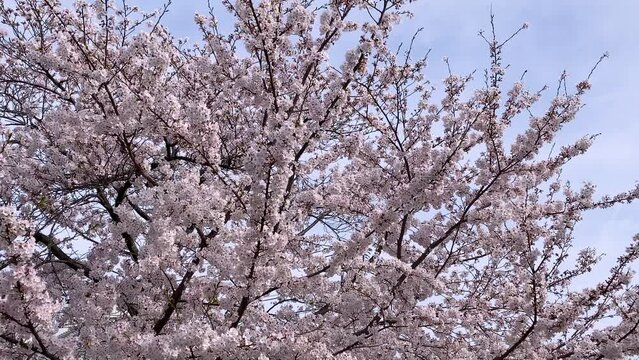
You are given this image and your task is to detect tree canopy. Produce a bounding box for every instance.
[0,0,638,359]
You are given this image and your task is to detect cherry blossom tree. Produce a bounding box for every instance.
[1,0,638,359]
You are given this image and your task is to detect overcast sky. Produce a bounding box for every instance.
[157,0,639,287]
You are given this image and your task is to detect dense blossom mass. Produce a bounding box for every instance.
[0,0,638,359]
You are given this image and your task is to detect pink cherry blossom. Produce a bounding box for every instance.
[0,0,637,359]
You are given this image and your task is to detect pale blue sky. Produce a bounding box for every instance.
[393,1,639,285]
[156,0,639,285]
